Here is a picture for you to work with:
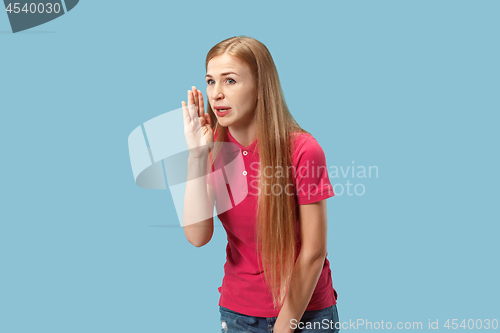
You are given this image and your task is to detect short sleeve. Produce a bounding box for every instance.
[293,135,335,205]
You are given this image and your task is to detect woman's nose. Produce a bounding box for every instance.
[211,85,224,101]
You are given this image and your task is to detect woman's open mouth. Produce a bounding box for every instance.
[215,108,232,117]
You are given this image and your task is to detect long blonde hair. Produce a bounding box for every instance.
[206,36,309,309]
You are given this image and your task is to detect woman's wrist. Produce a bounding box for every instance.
[188,152,209,161]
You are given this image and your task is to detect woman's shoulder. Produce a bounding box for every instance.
[290,131,313,139]
[289,131,327,165]
[290,131,320,152]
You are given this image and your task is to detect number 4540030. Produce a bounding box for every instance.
[444,319,498,330]
[5,3,61,14]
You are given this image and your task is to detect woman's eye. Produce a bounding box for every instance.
[207,79,215,85]
[227,78,236,84]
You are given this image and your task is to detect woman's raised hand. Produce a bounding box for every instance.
[182,86,214,158]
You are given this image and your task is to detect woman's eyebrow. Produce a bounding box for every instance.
[205,72,239,78]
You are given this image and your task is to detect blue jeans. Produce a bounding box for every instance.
[219,304,340,333]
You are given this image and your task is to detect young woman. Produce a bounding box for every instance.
[181,36,339,333]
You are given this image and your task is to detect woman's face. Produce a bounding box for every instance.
[206,54,258,130]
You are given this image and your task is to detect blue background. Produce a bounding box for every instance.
[1,1,499,332]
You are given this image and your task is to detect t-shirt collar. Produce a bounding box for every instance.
[225,128,258,154]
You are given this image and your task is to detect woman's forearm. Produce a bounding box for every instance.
[273,252,326,333]
[182,154,215,247]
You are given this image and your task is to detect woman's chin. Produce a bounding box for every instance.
[217,117,233,127]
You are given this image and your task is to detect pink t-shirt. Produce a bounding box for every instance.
[209,128,337,318]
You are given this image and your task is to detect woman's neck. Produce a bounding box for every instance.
[228,121,257,147]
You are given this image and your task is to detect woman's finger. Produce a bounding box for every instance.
[181,101,191,124]
[198,90,205,117]
[187,89,194,107]
[204,113,212,127]
[186,97,198,121]
[199,116,206,128]
[187,89,200,121]
[192,86,199,115]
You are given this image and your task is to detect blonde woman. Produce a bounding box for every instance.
[182,36,339,333]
